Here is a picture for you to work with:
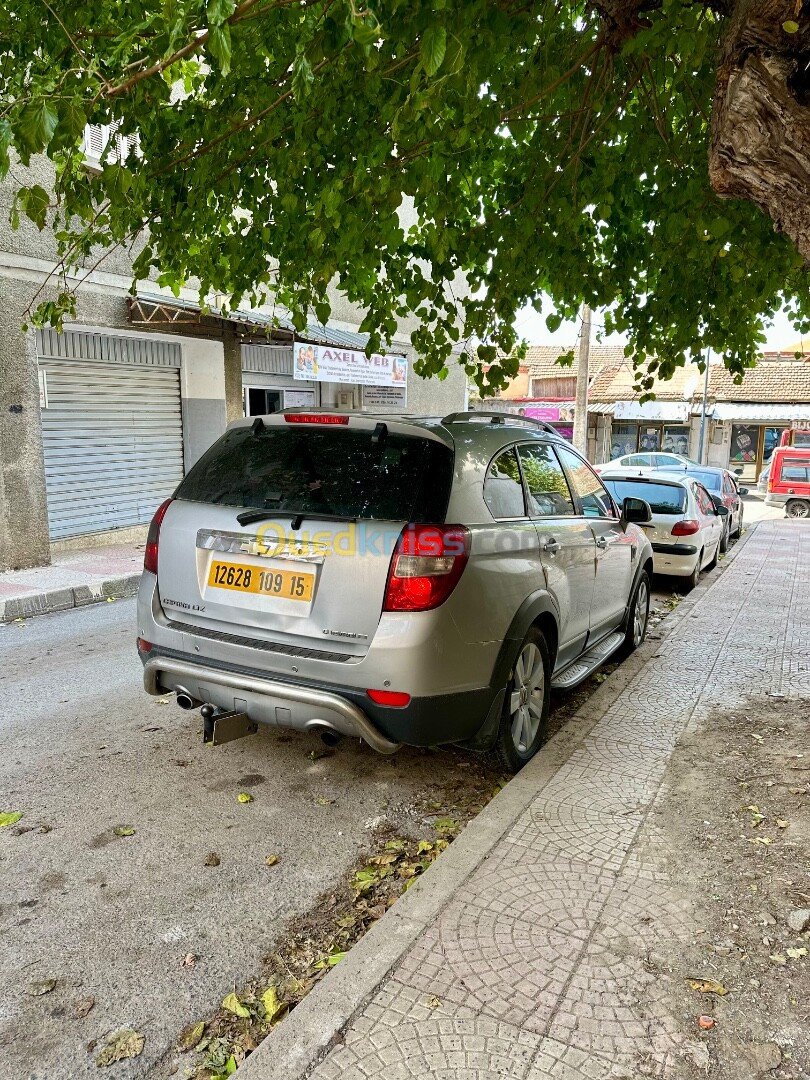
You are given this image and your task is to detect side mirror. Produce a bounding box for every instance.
[739,486,749,496]
[711,495,730,517]
[621,496,652,525]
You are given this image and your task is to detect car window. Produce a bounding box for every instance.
[602,479,686,515]
[174,424,454,522]
[555,445,616,517]
[688,469,722,492]
[693,483,715,516]
[483,447,526,519]
[781,463,810,483]
[516,444,575,517]
[626,454,652,467]
[654,453,679,467]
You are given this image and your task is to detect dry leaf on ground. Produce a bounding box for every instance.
[25,979,57,996]
[685,978,728,995]
[221,993,250,1018]
[95,1028,144,1067]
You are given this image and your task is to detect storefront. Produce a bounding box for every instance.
[709,404,810,482]
[504,402,574,440]
[608,401,692,459]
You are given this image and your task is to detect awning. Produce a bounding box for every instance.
[128,292,404,352]
[711,403,810,422]
[587,402,615,415]
[613,400,690,422]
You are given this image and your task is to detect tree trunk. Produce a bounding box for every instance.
[710,0,810,260]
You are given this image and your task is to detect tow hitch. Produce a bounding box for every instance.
[201,704,258,746]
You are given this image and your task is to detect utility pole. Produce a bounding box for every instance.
[698,347,711,464]
[573,304,591,456]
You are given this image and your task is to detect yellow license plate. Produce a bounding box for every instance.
[207,560,314,601]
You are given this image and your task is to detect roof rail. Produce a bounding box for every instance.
[441,410,561,437]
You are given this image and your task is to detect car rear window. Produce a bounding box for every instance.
[687,470,722,491]
[780,460,810,483]
[175,425,454,522]
[602,478,687,514]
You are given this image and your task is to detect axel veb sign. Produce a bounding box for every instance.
[293,341,408,387]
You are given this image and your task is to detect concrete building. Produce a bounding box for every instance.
[0,157,467,572]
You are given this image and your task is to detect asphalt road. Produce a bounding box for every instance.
[0,599,498,1080]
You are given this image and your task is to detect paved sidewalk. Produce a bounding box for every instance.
[0,542,143,621]
[239,520,810,1080]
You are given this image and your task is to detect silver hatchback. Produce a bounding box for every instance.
[137,410,654,771]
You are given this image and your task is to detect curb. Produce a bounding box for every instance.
[236,524,759,1080]
[0,572,141,622]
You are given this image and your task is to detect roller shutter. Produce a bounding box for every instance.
[37,330,184,539]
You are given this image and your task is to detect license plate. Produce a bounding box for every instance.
[207,560,314,601]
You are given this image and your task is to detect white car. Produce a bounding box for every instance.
[595,451,695,474]
[600,471,725,590]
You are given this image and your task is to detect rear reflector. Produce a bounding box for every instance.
[144,498,173,575]
[671,518,700,536]
[137,638,154,653]
[383,524,471,612]
[367,689,411,707]
[284,413,349,425]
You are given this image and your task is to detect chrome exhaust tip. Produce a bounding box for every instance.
[175,687,201,711]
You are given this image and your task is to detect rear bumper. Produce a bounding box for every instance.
[650,543,698,577]
[765,494,788,507]
[142,649,494,752]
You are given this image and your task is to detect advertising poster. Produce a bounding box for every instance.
[294,342,408,388]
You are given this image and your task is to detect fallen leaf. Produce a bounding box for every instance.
[749,733,764,742]
[265,854,280,867]
[95,1028,145,1067]
[685,978,728,996]
[204,852,221,867]
[72,997,95,1019]
[222,992,250,1018]
[747,836,773,845]
[38,824,52,834]
[181,953,197,968]
[155,697,170,705]
[105,597,116,603]
[0,811,23,827]
[776,819,789,829]
[769,954,788,965]
[112,825,135,837]
[315,797,334,806]
[262,986,287,1022]
[237,792,253,804]
[786,947,808,959]
[26,978,57,996]
[427,995,441,1009]
[308,748,329,761]
[698,1015,715,1030]
[176,1020,205,1052]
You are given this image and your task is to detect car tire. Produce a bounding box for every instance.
[787,499,810,519]
[705,542,719,571]
[492,627,551,774]
[731,510,743,539]
[619,570,650,658]
[719,521,729,553]
[683,551,702,592]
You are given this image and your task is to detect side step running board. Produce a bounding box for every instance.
[551,631,625,691]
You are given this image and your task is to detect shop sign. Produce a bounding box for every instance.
[791,420,810,431]
[284,389,316,408]
[613,400,689,422]
[362,384,407,408]
[293,341,408,387]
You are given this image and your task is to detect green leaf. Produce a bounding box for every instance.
[207,0,236,25]
[0,811,23,827]
[237,791,253,803]
[314,300,330,325]
[18,101,59,152]
[292,54,314,100]
[783,19,800,33]
[420,26,447,76]
[113,825,136,837]
[207,23,232,75]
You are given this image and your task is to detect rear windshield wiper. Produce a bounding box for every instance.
[236,508,356,528]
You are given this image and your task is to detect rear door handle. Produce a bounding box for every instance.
[595,535,608,549]
[542,538,561,554]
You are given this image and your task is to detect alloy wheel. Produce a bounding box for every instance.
[787,501,810,519]
[509,643,545,754]
[633,578,649,647]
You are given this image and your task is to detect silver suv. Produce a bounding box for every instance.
[137,410,653,771]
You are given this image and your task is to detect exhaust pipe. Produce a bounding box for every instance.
[319,728,342,747]
[175,687,202,711]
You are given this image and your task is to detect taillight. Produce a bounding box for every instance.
[137,637,154,653]
[144,498,173,575]
[284,413,349,425]
[671,518,700,536]
[367,689,411,707]
[767,475,774,492]
[383,524,470,612]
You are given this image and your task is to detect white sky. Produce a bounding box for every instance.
[513,301,805,353]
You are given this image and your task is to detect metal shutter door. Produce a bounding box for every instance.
[39,357,184,539]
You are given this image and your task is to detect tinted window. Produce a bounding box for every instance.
[602,479,686,515]
[484,448,525,518]
[626,454,652,467]
[693,483,715,516]
[175,425,453,522]
[690,470,722,491]
[517,444,574,517]
[555,445,615,517]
